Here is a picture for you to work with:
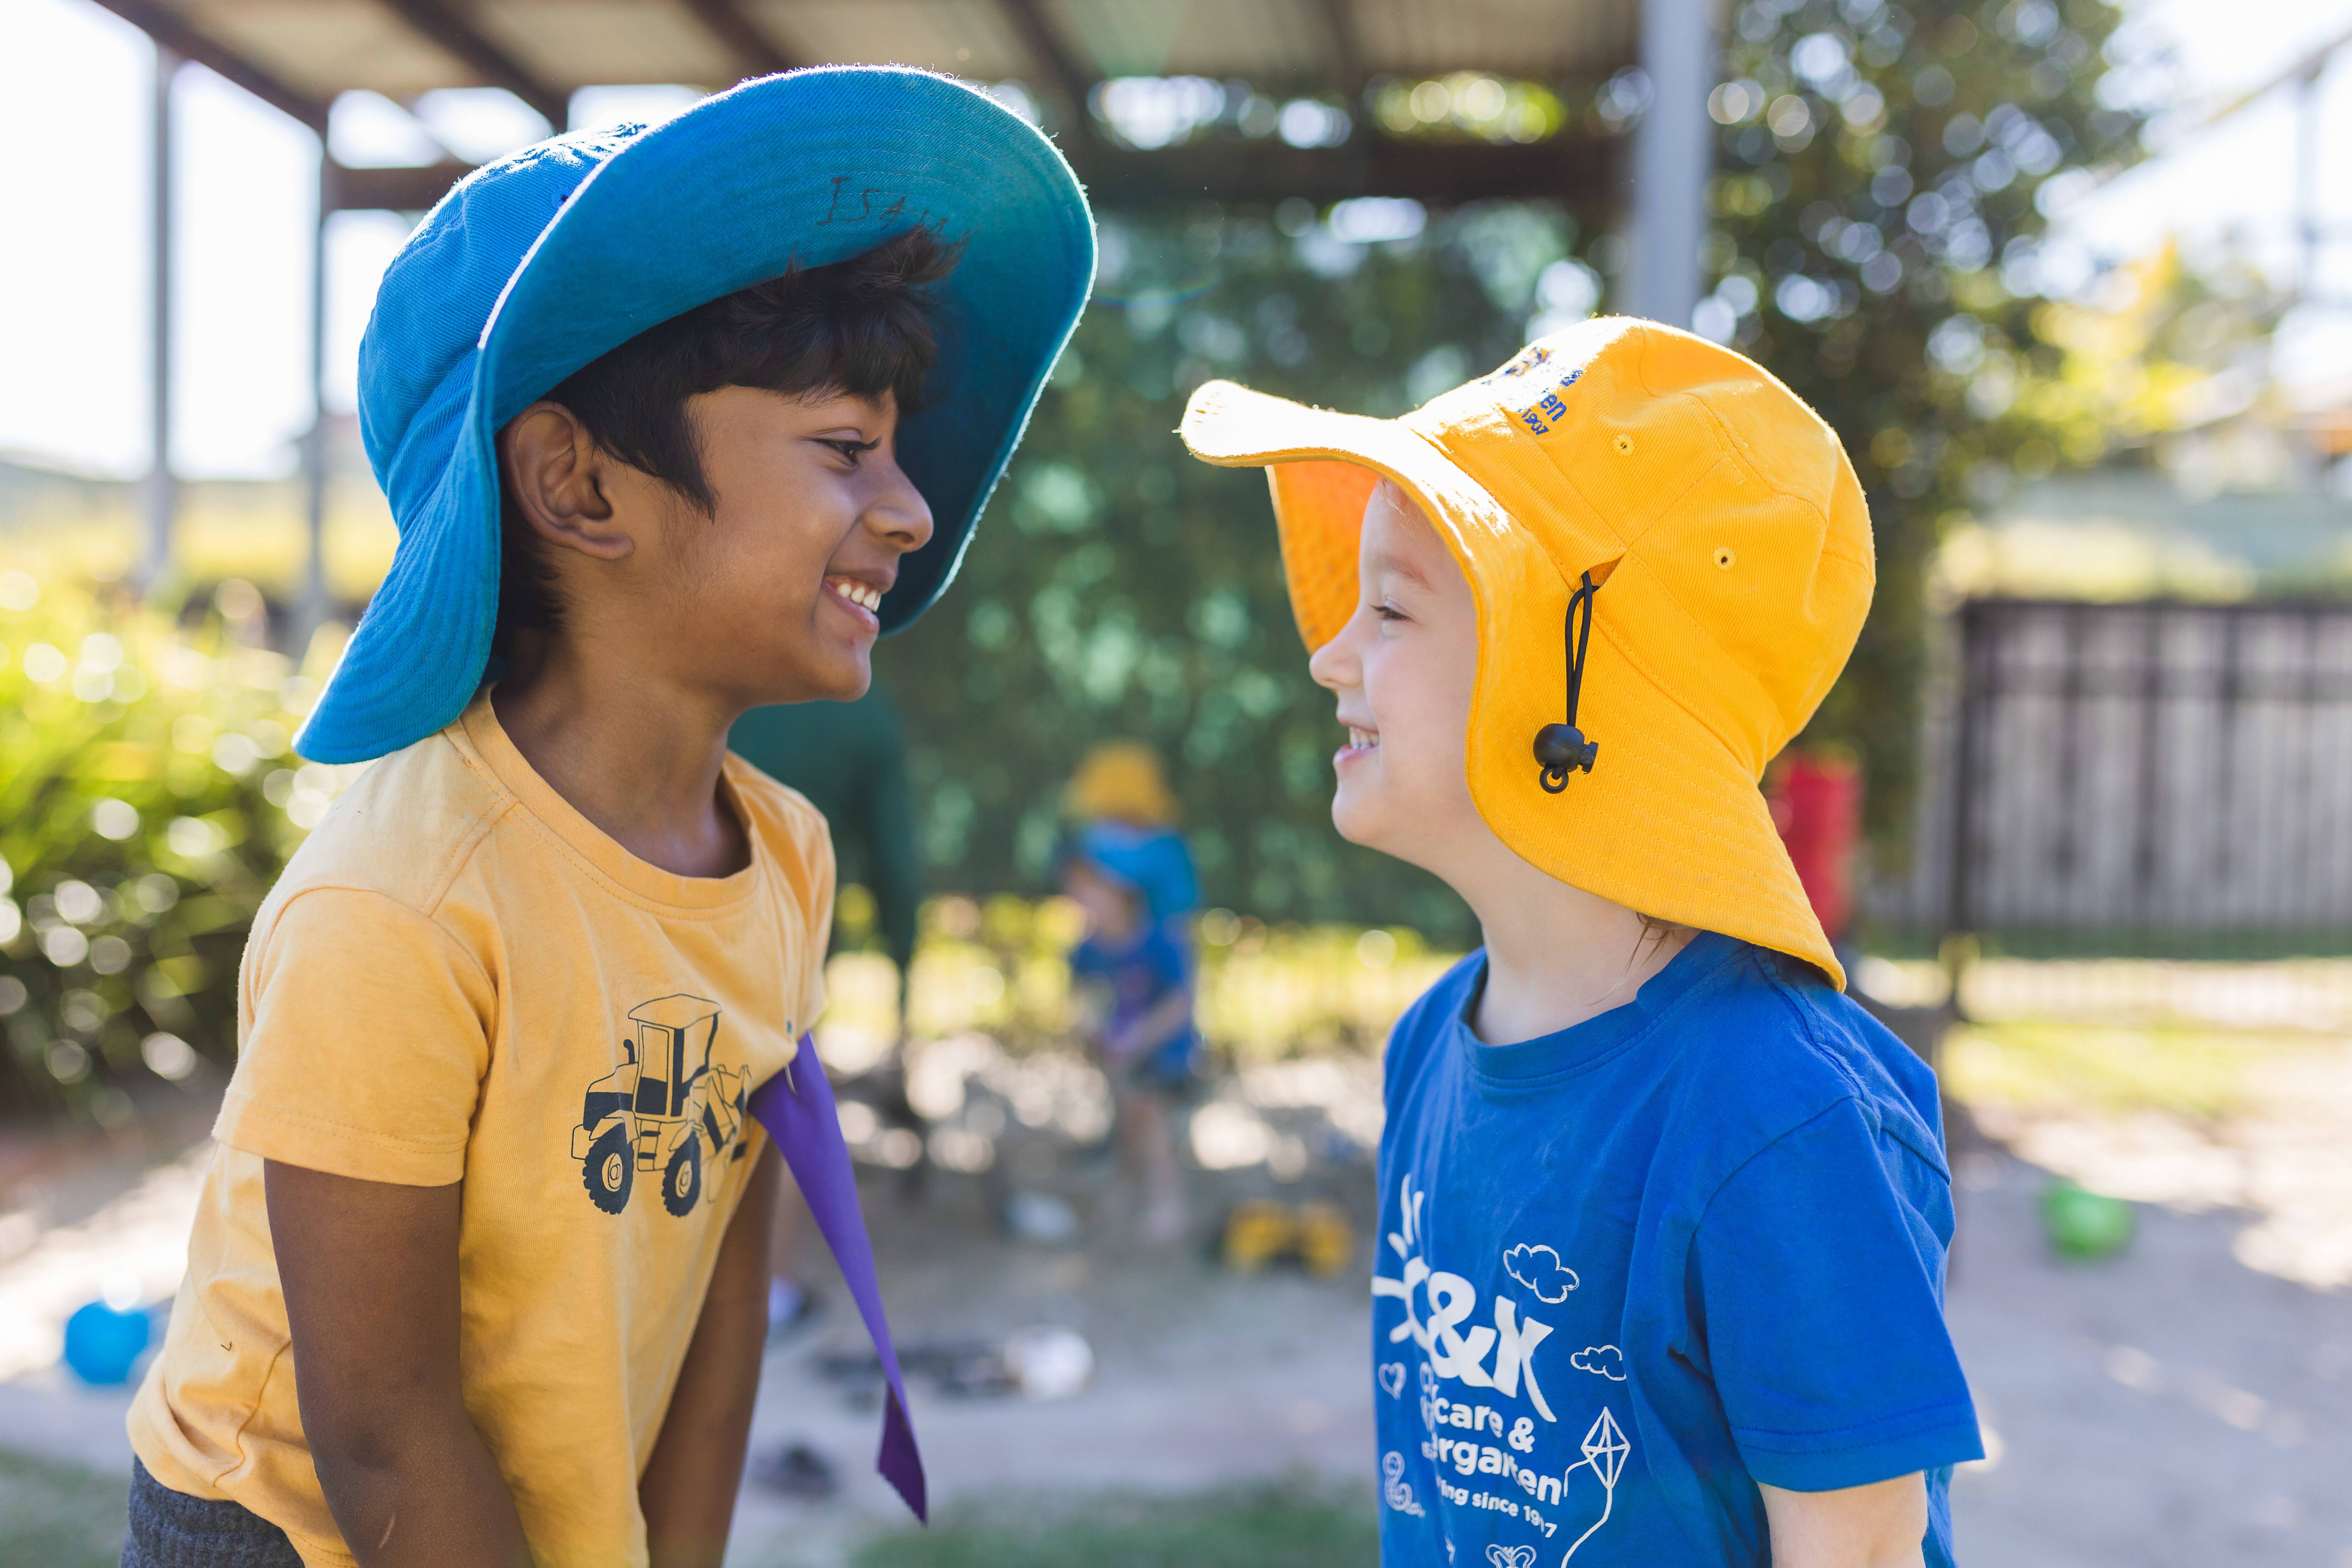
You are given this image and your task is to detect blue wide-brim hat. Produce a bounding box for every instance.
[297,67,1094,764]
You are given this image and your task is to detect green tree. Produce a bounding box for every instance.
[884,206,1581,941]
[1700,0,2151,853]
[885,0,2158,932]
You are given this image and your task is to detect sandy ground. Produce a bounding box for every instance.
[1946,1150,2352,1567]
[2,1061,2348,1566]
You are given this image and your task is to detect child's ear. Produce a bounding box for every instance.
[499,402,634,562]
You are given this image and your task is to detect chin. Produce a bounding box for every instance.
[1329,785,1384,850]
[729,644,869,707]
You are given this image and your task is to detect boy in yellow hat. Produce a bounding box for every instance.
[1182,319,1979,1567]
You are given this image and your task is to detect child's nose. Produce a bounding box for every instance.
[865,453,934,554]
[1308,610,1366,690]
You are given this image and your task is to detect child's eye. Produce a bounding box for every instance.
[1374,601,1408,623]
[824,438,880,467]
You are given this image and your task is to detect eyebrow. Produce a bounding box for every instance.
[1367,549,1435,590]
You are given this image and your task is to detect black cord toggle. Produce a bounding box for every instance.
[1533,571,1602,793]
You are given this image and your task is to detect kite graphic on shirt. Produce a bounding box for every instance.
[1560,1407,1630,1562]
[570,994,753,1216]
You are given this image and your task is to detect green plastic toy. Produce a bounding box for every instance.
[2041,1178,2136,1261]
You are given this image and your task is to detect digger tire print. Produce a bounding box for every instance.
[585,1123,633,1215]
[664,1134,703,1217]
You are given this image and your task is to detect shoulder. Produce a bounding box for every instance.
[725,758,828,851]
[725,757,834,898]
[1383,950,1481,1089]
[268,725,511,922]
[1667,944,1948,1180]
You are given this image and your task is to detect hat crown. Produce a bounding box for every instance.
[1408,318,1873,771]
[357,127,643,511]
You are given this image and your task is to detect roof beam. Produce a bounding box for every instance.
[85,0,330,130]
[375,0,571,127]
[1080,133,1615,210]
[994,0,1100,130]
[675,0,796,80]
[327,158,477,213]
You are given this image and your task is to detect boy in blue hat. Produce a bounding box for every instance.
[123,70,1090,1568]
[1058,743,1200,1245]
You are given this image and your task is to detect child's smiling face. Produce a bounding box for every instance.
[497,382,934,707]
[1308,479,1484,874]
[679,384,933,703]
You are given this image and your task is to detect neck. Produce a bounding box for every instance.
[491,631,749,879]
[1432,828,1692,1045]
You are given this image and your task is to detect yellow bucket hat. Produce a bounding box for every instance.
[1179,316,1873,988]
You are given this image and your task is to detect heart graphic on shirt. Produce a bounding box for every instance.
[1378,1362,1407,1398]
[1486,1547,1536,1568]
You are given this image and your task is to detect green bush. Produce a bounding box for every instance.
[0,569,344,1119]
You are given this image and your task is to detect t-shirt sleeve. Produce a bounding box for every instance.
[214,887,495,1186]
[1690,1096,1982,1491]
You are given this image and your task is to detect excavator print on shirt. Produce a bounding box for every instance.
[572,994,755,1217]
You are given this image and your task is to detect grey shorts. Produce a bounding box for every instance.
[121,1457,305,1568]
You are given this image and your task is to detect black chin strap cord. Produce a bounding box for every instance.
[1533,571,1602,793]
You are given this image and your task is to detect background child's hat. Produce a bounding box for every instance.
[1065,822,1199,924]
[1065,741,1180,827]
[297,67,1094,765]
[1179,318,1872,988]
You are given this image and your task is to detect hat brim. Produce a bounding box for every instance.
[1180,381,1841,988]
[301,68,1092,764]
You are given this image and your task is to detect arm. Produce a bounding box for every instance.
[638,1139,780,1568]
[1105,984,1194,1061]
[266,1161,530,1568]
[1760,1474,1928,1568]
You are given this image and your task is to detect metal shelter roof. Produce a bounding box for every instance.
[90,0,1636,210]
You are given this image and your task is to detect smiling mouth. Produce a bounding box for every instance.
[1346,726,1378,750]
[824,576,885,615]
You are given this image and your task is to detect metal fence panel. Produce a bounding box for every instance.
[1925,599,2352,952]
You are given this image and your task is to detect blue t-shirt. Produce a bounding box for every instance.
[1070,918,1196,1079]
[1372,932,1979,1566]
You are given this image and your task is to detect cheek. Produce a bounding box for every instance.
[1357,649,1472,805]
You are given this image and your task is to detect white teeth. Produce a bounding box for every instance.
[1348,727,1378,749]
[831,579,882,613]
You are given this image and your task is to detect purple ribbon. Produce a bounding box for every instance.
[747,1038,927,1521]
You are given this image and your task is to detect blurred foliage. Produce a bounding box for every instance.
[816,894,1457,1073]
[880,202,1575,941]
[0,571,347,1119]
[886,0,2165,925]
[2029,240,2293,468]
[1699,0,2157,858]
[1942,1020,2322,1120]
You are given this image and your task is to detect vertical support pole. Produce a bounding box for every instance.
[2297,66,2322,302]
[141,45,181,596]
[1627,0,1715,327]
[300,157,334,651]
[1940,599,1991,1019]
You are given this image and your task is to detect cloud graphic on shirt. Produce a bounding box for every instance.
[1502,1243,1579,1304]
[1571,1344,1627,1381]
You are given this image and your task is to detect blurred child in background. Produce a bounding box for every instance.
[1059,744,1199,1246]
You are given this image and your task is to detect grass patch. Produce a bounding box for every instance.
[0,1447,127,1568]
[850,1478,1377,1568]
[1942,1021,2320,1120]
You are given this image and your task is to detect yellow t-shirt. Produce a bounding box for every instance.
[126,692,831,1568]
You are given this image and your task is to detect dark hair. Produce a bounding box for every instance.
[493,227,958,654]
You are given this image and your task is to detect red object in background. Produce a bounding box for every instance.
[1769,752,1862,942]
